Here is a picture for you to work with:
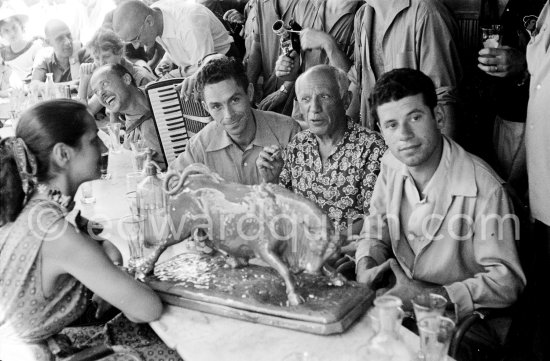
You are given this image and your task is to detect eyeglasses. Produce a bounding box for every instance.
[93,80,111,96]
[124,19,146,46]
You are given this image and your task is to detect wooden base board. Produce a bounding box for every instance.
[146,253,374,335]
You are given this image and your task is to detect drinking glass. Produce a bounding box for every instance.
[126,191,139,216]
[122,215,146,273]
[481,25,502,48]
[80,181,96,204]
[108,122,122,153]
[126,171,144,192]
[412,293,448,322]
[417,316,456,361]
[130,141,148,172]
[100,151,110,179]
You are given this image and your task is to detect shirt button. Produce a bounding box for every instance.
[536,84,542,90]
[243,162,248,167]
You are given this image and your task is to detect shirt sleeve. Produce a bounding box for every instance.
[416,4,462,105]
[360,133,387,215]
[31,54,49,82]
[169,136,203,173]
[443,186,526,319]
[355,164,393,267]
[279,142,295,190]
[182,8,216,69]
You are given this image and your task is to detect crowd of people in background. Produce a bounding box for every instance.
[1,0,550,361]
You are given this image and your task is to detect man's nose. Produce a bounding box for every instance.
[223,107,234,119]
[310,96,322,113]
[398,122,414,140]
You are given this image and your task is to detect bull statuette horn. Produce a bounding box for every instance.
[163,164,223,196]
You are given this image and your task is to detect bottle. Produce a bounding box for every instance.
[137,149,168,247]
[358,295,415,361]
[44,73,56,100]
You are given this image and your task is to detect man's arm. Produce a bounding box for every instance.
[355,167,393,282]
[417,5,462,139]
[346,64,361,123]
[168,138,203,173]
[444,187,526,319]
[299,28,352,72]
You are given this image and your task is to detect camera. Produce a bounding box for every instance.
[272,19,302,56]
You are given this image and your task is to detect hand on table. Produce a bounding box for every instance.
[257,145,284,183]
[356,258,394,288]
[383,259,442,310]
[478,46,527,78]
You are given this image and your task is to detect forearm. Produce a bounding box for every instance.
[78,75,91,104]
[246,41,263,85]
[439,102,457,139]
[324,37,352,72]
[346,82,361,123]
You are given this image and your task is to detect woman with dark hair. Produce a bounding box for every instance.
[0,100,181,361]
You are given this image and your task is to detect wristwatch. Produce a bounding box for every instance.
[279,84,289,94]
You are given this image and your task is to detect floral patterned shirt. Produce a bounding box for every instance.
[280,119,387,233]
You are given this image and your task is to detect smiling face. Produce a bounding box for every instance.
[295,70,349,138]
[202,78,254,140]
[45,21,73,59]
[0,18,24,44]
[377,94,443,168]
[90,67,132,113]
[93,48,123,66]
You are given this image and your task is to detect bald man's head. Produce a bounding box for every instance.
[112,0,158,49]
[44,19,73,59]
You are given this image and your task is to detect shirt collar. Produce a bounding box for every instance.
[383,135,477,197]
[205,109,279,152]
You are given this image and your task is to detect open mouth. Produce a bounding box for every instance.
[103,95,116,107]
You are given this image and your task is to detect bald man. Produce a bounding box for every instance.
[112,0,236,78]
[31,19,92,91]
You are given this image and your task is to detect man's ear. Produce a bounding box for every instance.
[50,143,72,168]
[144,14,153,27]
[342,90,352,111]
[247,82,254,102]
[122,73,132,85]
[201,100,209,113]
[434,104,445,130]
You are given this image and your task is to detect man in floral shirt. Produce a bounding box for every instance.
[257,64,387,238]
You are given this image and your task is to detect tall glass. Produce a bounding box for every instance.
[100,151,110,179]
[80,181,96,204]
[130,142,148,172]
[417,316,456,361]
[122,215,145,273]
[412,293,448,322]
[108,122,122,153]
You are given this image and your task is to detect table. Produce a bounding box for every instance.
[77,150,433,361]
